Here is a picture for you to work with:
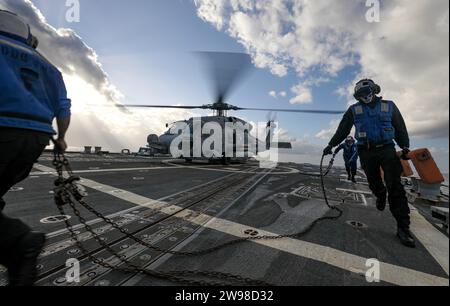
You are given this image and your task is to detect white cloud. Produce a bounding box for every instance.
[336,86,350,98]
[278,136,327,165]
[273,127,295,142]
[63,74,194,151]
[194,0,450,140]
[315,118,357,146]
[1,0,119,101]
[315,120,341,141]
[290,84,312,104]
[0,0,193,151]
[429,147,450,173]
[269,90,277,98]
[269,90,287,99]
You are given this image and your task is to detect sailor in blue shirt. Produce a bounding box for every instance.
[334,136,358,183]
[0,10,71,286]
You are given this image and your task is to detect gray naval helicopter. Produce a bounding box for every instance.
[121,52,344,164]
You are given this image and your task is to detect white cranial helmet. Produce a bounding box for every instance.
[0,10,38,48]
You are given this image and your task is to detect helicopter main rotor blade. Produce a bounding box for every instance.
[197,52,253,104]
[116,104,207,110]
[237,107,345,115]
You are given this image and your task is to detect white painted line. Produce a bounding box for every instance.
[36,165,449,286]
[33,163,299,175]
[130,202,449,286]
[35,164,235,238]
[336,188,373,195]
[163,161,300,175]
[360,194,368,206]
[199,219,448,286]
[146,211,449,286]
[357,169,366,177]
[139,195,448,287]
[30,166,180,176]
[126,169,273,286]
[336,188,371,207]
[410,207,449,276]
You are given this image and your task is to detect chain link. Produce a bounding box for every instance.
[52,151,271,286]
[51,150,341,287]
[58,201,236,286]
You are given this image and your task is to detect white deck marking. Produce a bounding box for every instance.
[34,164,234,238]
[360,194,368,206]
[198,219,448,286]
[336,188,371,206]
[32,164,299,176]
[336,188,373,195]
[163,161,301,175]
[30,166,180,176]
[142,199,448,287]
[410,207,449,275]
[34,165,449,286]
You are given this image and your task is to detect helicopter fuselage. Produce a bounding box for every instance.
[146,116,278,162]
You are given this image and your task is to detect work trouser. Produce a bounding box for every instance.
[0,127,50,265]
[358,144,410,230]
[345,160,358,177]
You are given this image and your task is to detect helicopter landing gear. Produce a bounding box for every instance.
[222,153,231,165]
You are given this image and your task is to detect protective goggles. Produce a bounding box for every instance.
[354,86,373,100]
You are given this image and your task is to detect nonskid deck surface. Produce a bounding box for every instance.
[0,153,448,286]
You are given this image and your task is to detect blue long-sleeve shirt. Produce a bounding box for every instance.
[335,143,358,164]
[0,34,71,134]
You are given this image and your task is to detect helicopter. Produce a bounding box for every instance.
[120,52,344,164]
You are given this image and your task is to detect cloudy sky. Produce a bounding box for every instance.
[0,0,448,170]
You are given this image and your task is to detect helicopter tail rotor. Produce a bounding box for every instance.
[265,112,277,150]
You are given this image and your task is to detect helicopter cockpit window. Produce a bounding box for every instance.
[165,121,189,135]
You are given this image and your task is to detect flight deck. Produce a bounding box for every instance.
[0,153,448,286]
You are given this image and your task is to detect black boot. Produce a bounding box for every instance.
[376,192,387,211]
[351,175,357,183]
[8,232,46,286]
[397,228,416,248]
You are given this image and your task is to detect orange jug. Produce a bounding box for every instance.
[409,148,444,184]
